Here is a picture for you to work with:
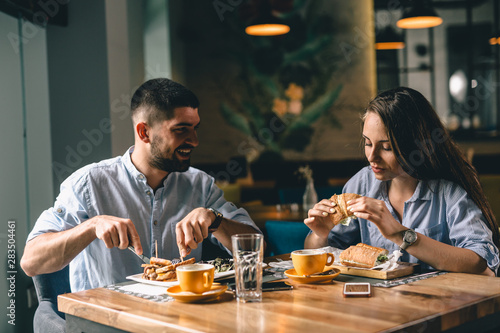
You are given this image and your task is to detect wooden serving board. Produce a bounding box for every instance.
[331,262,418,280]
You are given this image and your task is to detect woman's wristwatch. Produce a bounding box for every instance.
[207,208,223,232]
[399,229,418,252]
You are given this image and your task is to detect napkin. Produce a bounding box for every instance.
[118,283,168,296]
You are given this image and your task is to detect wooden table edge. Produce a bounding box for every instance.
[58,290,206,333]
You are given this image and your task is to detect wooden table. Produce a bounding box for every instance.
[59,257,500,333]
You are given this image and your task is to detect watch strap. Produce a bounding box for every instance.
[207,208,223,232]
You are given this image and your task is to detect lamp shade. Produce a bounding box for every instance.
[376,26,405,50]
[245,23,290,36]
[397,1,442,29]
[245,12,290,36]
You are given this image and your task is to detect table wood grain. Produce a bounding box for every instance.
[59,270,500,333]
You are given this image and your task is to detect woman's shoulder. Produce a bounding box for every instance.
[424,178,468,202]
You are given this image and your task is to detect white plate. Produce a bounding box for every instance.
[126,270,235,288]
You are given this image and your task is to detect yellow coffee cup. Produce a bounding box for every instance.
[291,249,335,276]
[176,264,215,294]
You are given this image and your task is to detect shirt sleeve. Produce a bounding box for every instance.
[27,171,90,243]
[445,182,500,274]
[201,175,262,255]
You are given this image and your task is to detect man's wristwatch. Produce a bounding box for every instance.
[399,229,418,251]
[207,208,223,232]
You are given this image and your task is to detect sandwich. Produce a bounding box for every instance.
[329,193,362,225]
[339,243,389,268]
[142,257,195,281]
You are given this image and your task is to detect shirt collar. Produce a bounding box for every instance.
[123,146,148,182]
[408,179,434,202]
[371,178,434,203]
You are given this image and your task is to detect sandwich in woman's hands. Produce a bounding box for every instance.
[329,193,362,226]
[339,243,389,268]
[142,257,195,281]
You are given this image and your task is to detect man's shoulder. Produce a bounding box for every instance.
[63,155,125,186]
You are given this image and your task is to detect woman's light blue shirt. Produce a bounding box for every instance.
[27,147,260,291]
[328,166,499,273]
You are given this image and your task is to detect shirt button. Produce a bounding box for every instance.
[488,244,495,251]
[138,174,144,180]
[146,191,151,196]
[56,208,63,213]
[153,220,158,226]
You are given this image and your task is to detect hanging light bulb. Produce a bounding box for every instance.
[245,14,290,36]
[375,26,405,50]
[397,0,443,29]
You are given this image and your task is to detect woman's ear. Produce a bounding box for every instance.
[136,122,151,143]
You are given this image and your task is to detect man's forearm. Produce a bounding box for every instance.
[212,218,261,252]
[21,220,97,277]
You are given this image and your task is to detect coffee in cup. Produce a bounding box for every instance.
[176,263,215,294]
[291,249,334,276]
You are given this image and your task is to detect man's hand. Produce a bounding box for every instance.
[92,215,143,255]
[175,208,214,258]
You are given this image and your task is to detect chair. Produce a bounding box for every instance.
[265,220,311,256]
[32,265,71,333]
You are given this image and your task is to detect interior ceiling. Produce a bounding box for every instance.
[374,0,490,10]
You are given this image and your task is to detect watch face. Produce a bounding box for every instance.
[404,230,417,243]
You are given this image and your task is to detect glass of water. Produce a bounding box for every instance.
[231,233,264,303]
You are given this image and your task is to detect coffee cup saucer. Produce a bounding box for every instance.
[284,266,340,284]
[166,284,228,302]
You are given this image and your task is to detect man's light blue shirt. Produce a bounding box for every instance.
[27,147,260,291]
[328,166,499,273]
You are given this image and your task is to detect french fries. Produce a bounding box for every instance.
[141,257,195,281]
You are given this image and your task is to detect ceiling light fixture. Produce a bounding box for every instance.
[397,0,443,29]
[245,14,290,36]
[375,27,405,50]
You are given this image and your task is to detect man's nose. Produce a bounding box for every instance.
[187,130,199,147]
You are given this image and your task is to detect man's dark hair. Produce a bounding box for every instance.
[131,78,199,125]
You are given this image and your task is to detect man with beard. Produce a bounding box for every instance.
[21,78,261,292]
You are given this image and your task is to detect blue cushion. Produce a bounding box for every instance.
[265,221,311,256]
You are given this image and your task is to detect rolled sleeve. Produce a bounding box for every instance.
[27,171,90,242]
[446,185,500,274]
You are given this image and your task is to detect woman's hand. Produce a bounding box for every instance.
[304,199,338,239]
[346,197,405,242]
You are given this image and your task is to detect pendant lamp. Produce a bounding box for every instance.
[376,26,405,50]
[245,13,290,36]
[397,0,442,29]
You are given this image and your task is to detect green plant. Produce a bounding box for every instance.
[220,0,343,155]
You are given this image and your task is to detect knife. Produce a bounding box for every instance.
[127,246,150,264]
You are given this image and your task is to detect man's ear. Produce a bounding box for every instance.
[136,122,151,143]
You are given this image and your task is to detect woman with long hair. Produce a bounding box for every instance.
[305,87,499,275]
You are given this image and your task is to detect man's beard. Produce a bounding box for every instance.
[149,138,191,173]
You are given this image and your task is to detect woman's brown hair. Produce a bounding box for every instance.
[364,87,499,249]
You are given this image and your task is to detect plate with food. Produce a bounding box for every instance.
[127,256,235,287]
[331,243,417,279]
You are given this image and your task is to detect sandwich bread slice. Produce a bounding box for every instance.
[339,243,389,268]
[329,193,362,225]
